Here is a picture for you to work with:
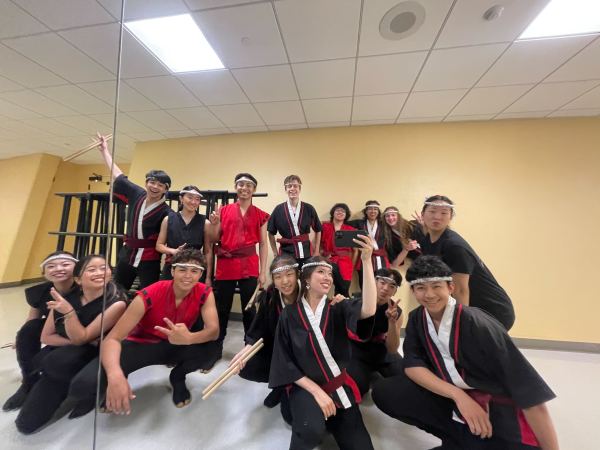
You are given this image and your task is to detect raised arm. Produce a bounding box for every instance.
[385,304,402,354]
[356,235,376,318]
[97,133,123,180]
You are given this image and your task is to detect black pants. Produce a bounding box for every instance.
[114,247,161,291]
[347,346,403,396]
[15,345,98,434]
[70,339,220,404]
[15,319,45,385]
[331,262,350,297]
[372,373,539,450]
[213,277,257,341]
[281,386,374,450]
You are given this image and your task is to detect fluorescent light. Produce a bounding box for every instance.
[519,0,600,39]
[125,14,224,73]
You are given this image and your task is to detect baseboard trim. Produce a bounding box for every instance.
[0,277,44,289]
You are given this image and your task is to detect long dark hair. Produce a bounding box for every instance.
[269,254,300,302]
[178,185,202,212]
[362,200,381,221]
[74,254,123,302]
[299,256,331,300]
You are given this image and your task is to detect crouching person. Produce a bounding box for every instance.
[372,256,559,450]
[70,248,220,415]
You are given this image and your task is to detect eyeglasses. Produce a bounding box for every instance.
[285,183,301,189]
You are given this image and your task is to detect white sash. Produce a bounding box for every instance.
[133,198,165,267]
[366,220,383,270]
[302,296,352,409]
[287,200,304,258]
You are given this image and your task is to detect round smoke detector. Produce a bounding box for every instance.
[379,1,426,41]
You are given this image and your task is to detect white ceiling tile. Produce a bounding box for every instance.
[0,90,78,117]
[0,75,23,92]
[479,36,595,87]
[112,113,161,134]
[308,121,350,128]
[351,119,395,126]
[167,107,224,129]
[275,0,361,62]
[120,31,171,79]
[436,0,549,48]
[232,65,297,102]
[560,84,600,110]
[193,3,287,68]
[0,98,42,119]
[14,0,115,30]
[546,38,600,82]
[194,128,230,136]
[292,59,355,99]
[125,76,201,109]
[59,23,121,74]
[415,43,508,91]
[127,131,166,142]
[160,130,199,139]
[209,104,264,127]
[268,123,307,131]
[177,70,248,105]
[400,89,467,118]
[397,117,444,123]
[53,115,113,135]
[504,81,600,113]
[98,0,189,21]
[78,81,158,111]
[548,109,600,118]
[352,94,407,121]
[35,85,113,114]
[444,114,494,122]
[0,0,49,38]
[127,110,189,131]
[185,0,258,10]
[0,43,67,88]
[3,33,115,83]
[86,113,114,127]
[355,52,427,95]
[451,85,533,116]
[2,120,55,137]
[495,111,551,119]
[253,101,305,125]
[230,125,268,133]
[303,97,352,123]
[22,117,84,136]
[360,0,453,56]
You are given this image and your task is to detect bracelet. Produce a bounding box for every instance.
[63,309,75,317]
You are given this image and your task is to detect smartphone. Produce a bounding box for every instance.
[334,229,368,248]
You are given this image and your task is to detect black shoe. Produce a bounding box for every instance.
[68,398,96,419]
[169,372,191,408]
[3,384,30,411]
[263,388,283,408]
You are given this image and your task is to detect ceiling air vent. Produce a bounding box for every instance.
[379,1,426,40]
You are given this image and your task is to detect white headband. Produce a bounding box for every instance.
[424,201,454,209]
[408,276,453,286]
[235,177,256,186]
[272,263,299,274]
[301,261,333,272]
[172,263,205,271]
[376,276,398,286]
[384,209,399,216]
[180,189,203,198]
[365,203,380,209]
[40,254,78,269]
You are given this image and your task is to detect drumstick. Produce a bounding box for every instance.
[244,286,263,311]
[201,338,264,395]
[1,342,14,349]
[202,342,264,400]
[63,134,113,162]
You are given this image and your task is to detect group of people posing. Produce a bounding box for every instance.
[2,135,559,449]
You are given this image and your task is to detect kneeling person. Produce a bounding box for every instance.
[372,256,558,450]
[70,248,219,414]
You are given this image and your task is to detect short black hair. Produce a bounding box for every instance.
[145,170,171,189]
[234,172,258,187]
[172,248,205,267]
[406,256,452,283]
[375,268,402,286]
[421,194,455,217]
[329,203,351,222]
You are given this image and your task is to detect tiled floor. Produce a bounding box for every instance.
[1,284,598,449]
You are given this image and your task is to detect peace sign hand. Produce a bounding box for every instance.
[209,205,221,225]
[154,318,192,345]
[47,287,72,314]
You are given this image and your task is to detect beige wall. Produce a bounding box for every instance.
[126,117,600,344]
